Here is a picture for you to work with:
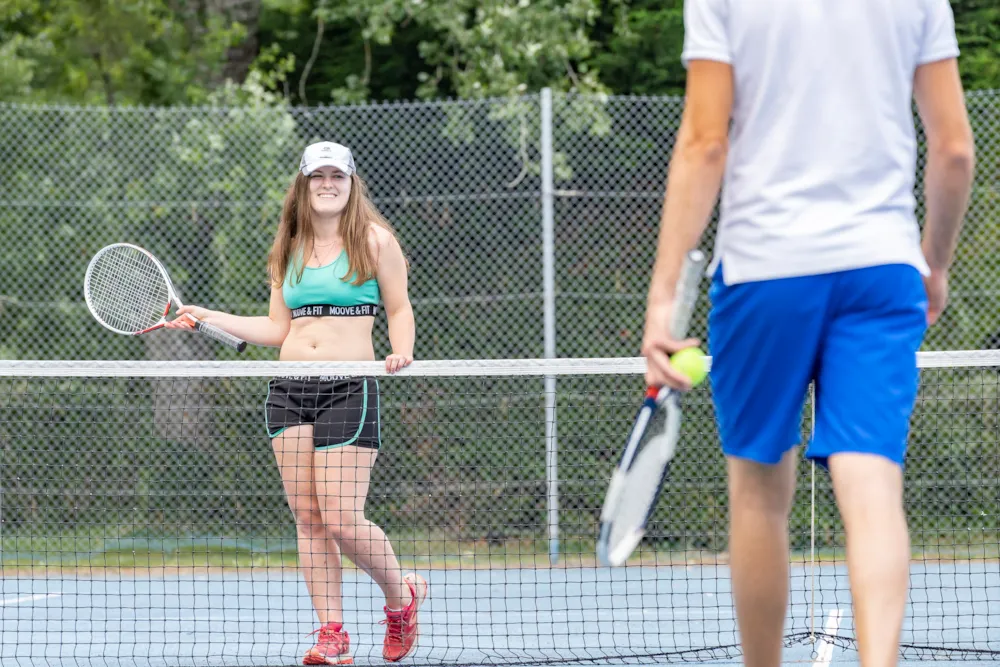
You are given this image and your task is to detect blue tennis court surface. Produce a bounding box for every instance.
[3,561,998,667]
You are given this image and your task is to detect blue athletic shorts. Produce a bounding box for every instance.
[708,263,928,468]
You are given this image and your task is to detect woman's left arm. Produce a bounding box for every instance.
[375,229,415,373]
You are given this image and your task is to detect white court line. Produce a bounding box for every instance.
[0,593,62,605]
[812,609,844,667]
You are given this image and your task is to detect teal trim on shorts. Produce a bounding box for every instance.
[315,377,369,450]
[268,426,289,439]
[264,381,279,437]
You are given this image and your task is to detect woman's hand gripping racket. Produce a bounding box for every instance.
[84,243,247,353]
[597,249,707,567]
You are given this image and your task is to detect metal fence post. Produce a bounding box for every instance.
[541,87,559,565]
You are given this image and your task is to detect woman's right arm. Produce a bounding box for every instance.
[165,285,291,348]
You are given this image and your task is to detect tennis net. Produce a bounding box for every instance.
[0,351,998,666]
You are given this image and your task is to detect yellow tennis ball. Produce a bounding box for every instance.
[670,347,708,387]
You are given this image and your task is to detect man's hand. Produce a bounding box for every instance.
[923,269,949,326]
[641,301,701,391]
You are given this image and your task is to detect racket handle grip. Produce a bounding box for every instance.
[194,320,248,353]
[669,249,707,340]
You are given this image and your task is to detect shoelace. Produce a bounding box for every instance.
[380,612,406,643]
[308,624,348,649]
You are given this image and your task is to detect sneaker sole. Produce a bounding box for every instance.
[303,650,354,665]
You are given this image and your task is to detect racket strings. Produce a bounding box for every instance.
[87,247,170,333]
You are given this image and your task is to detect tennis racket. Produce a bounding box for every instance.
[84,243,247,353]
[597,249,707,567]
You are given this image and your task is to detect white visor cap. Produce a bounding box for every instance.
[299,141,356,177]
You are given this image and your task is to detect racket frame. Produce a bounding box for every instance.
[596,249,706,567]
[84,243,247,352]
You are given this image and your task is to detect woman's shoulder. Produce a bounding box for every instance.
[367,222,399,255]
[369,222,395,245]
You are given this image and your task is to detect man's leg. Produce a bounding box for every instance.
[707,268,835,666]
[727,449,799,667]
[808,264,928,667]
[828,454,909,667]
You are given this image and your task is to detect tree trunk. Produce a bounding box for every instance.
[212,0,262,84]
[143,330,218,450]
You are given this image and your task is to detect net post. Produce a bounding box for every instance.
[0,442,4,554]
[541,87,559,565]
[809,381,817,647]
[545,376,558,566]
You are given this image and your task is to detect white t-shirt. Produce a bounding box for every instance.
[681,0,960,285]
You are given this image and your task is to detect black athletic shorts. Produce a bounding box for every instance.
[264,376,381,450]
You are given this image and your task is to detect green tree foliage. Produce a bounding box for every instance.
[953,0,1000,90]
[257,0,608,105]
[0,0,245,105]
[255,0,998,104]
[588,0,687,96]
[257,0,435,104]
[2,1,997,106]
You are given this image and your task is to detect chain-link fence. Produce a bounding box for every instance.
[1,91,998,665]
[0,90,998,363]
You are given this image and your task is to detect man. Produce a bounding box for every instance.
[641,2,975,666]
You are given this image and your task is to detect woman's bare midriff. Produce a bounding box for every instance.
[279,316,376,362]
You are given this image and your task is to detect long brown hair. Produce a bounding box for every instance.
[267,171,404,288]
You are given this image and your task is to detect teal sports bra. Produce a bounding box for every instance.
[283,250,381,318]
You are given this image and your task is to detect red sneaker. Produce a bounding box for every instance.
[303,621,353,665]
[381,573,429,662]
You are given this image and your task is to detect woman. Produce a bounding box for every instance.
[166,140,427,665]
